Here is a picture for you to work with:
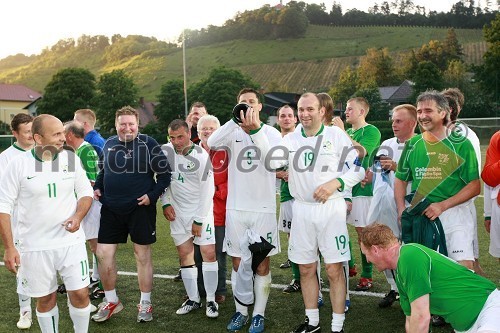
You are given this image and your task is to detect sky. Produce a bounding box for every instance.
[0,0,475,59]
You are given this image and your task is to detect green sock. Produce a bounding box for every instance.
[361,251,372,278]
[291,261,300,281]
[348,240,356,268]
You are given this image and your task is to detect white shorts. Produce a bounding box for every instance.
[278,199,294,233]
[489,198,500,258]
[456,289,500,333]
[224,210,280,257]
[82,199,101,240]
[17,243,89,297]
[440,203,475,262]
[289,199,351,264]
[170,215,215,246]
[347,197,372,228]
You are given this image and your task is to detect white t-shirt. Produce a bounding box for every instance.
[160,143,214,223]
[251,124,365,204]
[208,120,281,213]
[0,149,93,252]
[0,143,26,180]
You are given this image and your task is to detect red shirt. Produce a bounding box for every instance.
[482,130,500,204]
[210,149,228,226]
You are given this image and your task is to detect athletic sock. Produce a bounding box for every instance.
[232,269,248,316]
[140,291,151,303]
[360,251,373,278]
[305,308,320,326]
[91,253,100,280]
[36,305,59,333]
[348,240,356,267]
[291,261,300,281]
[331,312,345,332]
[104,289,118,304]
[384,269,398,291]
[68,302,90,333]
[342,262,350,301]
[202,261,218,302]
[253,273,271,317]
[181,266,200,303]
[18,293,31,313]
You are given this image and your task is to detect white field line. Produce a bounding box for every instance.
[0,261,384,298]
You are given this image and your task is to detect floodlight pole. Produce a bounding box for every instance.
[183,29,188,117]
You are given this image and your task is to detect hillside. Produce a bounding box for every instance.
[0,25,486,99]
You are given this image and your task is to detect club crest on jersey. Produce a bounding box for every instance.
[322,140,333,153]
[62,165,69,173]
[124,149,133,159]
[186,161,195,170]
[438,153,449,165]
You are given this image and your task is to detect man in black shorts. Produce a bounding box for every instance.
[91,106,171,323]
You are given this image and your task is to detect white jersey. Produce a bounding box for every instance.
[0,143,26,180]
[207,120,281,213]
[251,124,365,204]
[160,143,214,222]
[456,122,481,168]
[376,136,412,194]
[0,149,93,252]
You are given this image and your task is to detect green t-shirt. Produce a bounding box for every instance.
[395,133,479,205]
[280,180,293,203]
[76,142,98,182]
[396,244,496,331]
[346,124,381,197]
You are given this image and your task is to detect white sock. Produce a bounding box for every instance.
[305,308,320,326]
[342,262,350,301]
[36,305,59,333]
[232,269,248,316]
[181,266,200,303]
[202,261,218,302]
[91,253,100,280]
[104,289,118,304]
[68,302,90,333]
[18,293,31,314]
[253,273,271,317]
[384,269,398,291]
[317,259,323,298]
[140,292,151,303]
[331,312,345,332]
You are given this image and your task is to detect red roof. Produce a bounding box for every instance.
[0,83,42,102]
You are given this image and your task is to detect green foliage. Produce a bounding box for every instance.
[275,6,309,38]
[104,35,165,63]
[357,48,400,87]
[411,61,444,99]
[37,68,96,121]
[188,67,259,123]
[352,84,391,121]
[155,80,186,129]
[476,13,500,102]
[329,66,358,107]
[93,70,139,132]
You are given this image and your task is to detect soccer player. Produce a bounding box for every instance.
[73,109,105,157]
[161,119,219,318]
[364,104,418,308]
[0,113,35,329]
[91,106,171,323]
[360,223,500,333]
[207,88,281,333]
[395,90,480,270]
[248,92,365,333]
[274,105,301,294]
[482,130,500,260]
[64,121,101,295]
[0,114,93,333]
[186,102,208,144]
[333,97,381,291]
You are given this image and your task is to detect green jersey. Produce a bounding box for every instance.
[395,133,479,204]
[280,180,293,203]
[396,243,496,331]
[346,124,381,197]
[76,142,98,182]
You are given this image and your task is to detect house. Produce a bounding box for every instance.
[0,83,42,124]
[263,91,301,126]
[379,80,414,112]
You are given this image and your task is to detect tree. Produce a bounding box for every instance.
[443,28,463,60]
[352,83,390,120]
[93,70,139,132]
[37,68,96,121]
[357,48,399,87]
[476,13,500,102]
[155,79,186,129]
[275,6,309,38]
[188,67,259,123]
[411,61,444,100]
[328,66,358,107]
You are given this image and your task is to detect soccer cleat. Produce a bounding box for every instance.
[318,294,324,308]
[331,329,344,333]
[344,299,350,313]
[137,300,153,322]
[348,265,357,277]
[176,299,202,315]
[173,269,182,282]
[290,316,321,333]
[90,285,105,300]
[249,314,265,333]
[90,304,98,313]
[206,301,219,318]
[57,283,67,294]
[283,279,301,293]
[215,294,226,304]
[227,312,249,331]
[16,311,32,330]
[378,290,399,308]
[91,300,123,322]
[431,315,447,327]
[280,259,291,269]
[354,277,373,291]
[88,277,100,289]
